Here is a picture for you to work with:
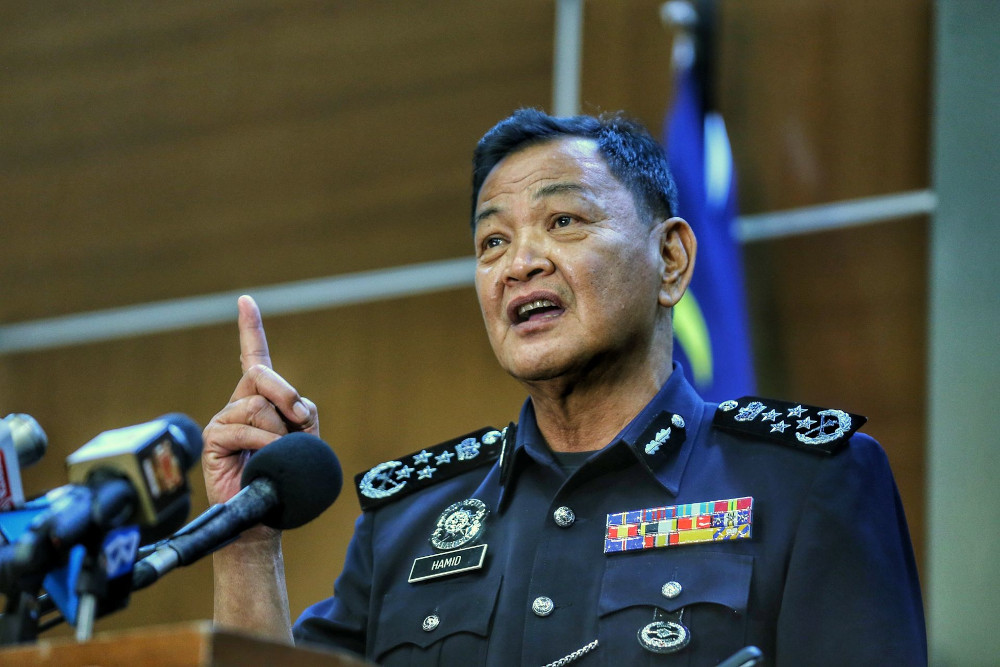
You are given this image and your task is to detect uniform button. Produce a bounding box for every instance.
[422,614,440,631]
[532,596,555,617]
[553,506,576,528]
[661,581,683,599]
[671,414,686,429]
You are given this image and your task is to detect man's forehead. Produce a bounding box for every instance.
[476,137,613,206]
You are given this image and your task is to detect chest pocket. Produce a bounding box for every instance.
[373,573,502,666]
[598,550,752,666]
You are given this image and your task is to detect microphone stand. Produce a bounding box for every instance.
[72,548,104,642]
[0,556,45,645]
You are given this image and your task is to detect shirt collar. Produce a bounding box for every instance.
[496,362,705,510]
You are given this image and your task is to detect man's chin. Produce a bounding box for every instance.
[511,369,565,384]
[501,355,581,385]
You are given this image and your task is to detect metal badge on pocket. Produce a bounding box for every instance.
[638,608,690,654]
[409,498,490,584]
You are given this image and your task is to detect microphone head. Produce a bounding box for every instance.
[240,432,342,530]
[2,414,48,468]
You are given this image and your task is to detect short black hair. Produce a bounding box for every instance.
[471,108,679,228]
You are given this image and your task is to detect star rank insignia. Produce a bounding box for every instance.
[714,396,867,455]
[354,427,502,511]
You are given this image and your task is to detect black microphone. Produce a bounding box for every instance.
[0,414,48,511]
[133,432,341,590]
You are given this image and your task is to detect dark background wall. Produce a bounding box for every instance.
[0,0,930,638]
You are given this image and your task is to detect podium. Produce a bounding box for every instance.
[0,620,374,666]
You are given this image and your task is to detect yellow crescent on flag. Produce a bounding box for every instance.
[674,291,713,388]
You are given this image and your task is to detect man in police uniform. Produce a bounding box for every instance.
[202,109,926,665]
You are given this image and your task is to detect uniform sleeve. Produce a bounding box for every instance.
[292,512,374,657]
[776,433,926,665]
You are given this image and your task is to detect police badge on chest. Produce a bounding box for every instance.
[408,498,489,583]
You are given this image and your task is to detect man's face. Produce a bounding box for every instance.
[473,137,668,385]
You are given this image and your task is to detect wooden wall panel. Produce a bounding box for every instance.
[1,1,553,321]
[714,0,932,574]
[718,0,931,210]
[743,219,930,559]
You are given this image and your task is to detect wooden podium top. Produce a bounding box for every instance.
[0,620,374,666]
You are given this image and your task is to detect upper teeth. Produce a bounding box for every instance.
[518,299,556,318]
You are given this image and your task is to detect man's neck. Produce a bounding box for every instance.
[524,361,673,453]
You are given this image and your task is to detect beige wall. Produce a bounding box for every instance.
[0,0,930,635]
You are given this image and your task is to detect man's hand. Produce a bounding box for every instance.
[203,295,306,641]
[202,295,319,505]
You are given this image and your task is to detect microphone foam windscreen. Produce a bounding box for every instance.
[240,432,342,529]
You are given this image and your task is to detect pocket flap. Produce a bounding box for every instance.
[373,574,502,658]
[599,550,753,616]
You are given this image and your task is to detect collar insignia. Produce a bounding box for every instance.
[633,411,687,461]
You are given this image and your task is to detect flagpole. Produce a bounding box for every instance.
[661,0,697,72]
[552,0,585,116]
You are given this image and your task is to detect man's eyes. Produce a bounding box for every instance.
[552,213,587,229]
[478,235,507,254]
[478,214,582,254]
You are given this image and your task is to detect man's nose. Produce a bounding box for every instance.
[504,233,554,283]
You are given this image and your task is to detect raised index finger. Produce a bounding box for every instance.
[238,295,272,372]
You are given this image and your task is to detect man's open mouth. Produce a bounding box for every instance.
[510,297,564,324]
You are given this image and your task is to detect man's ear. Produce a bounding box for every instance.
[657,217,697,308]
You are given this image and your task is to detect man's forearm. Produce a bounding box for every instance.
[212,531,293,644]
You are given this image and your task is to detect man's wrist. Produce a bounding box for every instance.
[213,525,282,564]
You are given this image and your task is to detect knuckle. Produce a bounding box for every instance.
[231,424,256,449]
[245,364,269,379]
[202,416,226,445]
[245,394,273,422]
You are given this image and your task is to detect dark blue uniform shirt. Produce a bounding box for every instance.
[294,366,926,665]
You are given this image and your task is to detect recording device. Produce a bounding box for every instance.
[0,414,201,644]
[133,432,341,590]
[64,412,201,542]
[3,413,200,561]
[0,414,48,512]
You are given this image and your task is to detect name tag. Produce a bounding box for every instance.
[408,544,488,583]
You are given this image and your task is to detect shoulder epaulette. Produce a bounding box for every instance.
[354,426,503,511]
[713,396,866,456]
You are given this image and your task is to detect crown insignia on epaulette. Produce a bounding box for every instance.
[354,427,502,511]
[713,396,866,455]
